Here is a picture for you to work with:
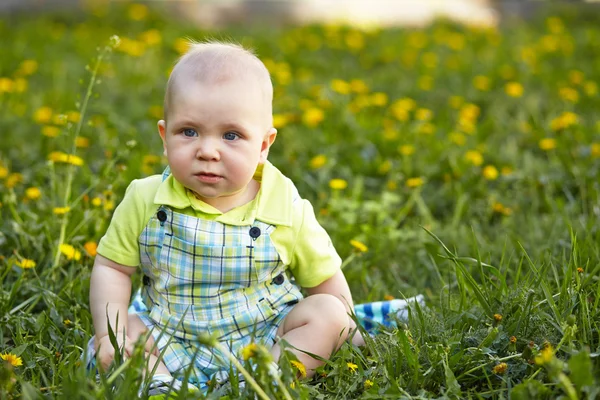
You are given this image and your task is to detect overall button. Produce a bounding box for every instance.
[249,226,261,240]
[157,210,167,222]
[272,273,284,285]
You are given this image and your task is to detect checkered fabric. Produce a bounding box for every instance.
[134,167,303,387]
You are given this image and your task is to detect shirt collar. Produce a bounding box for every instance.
[153,160,294,226]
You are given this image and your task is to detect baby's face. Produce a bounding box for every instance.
[158,79,275,211]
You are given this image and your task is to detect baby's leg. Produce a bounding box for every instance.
[272,294,349,377]
[127,313,171,376]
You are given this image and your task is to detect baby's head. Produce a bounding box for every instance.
[158,41,277,211]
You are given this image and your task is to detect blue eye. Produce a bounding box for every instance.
[223,132,239,141]
[183,129,198,137]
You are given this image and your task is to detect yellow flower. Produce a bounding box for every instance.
[583,81,597,96]
[505,82,524,98]
[34,106,53,123]
[139,29,162,46]
[330,79,351,95]
[465,150,484,166]
[378,159,392,174]
[309,154,327,169]
[5,173,23,188]
[0,165,7,179]
[559,87,579,103]
[272,114,289,129]
[241,343,258,361]
[449,132,466,146]
[290,360,307,378]
[510,336,517,344]
[329,179,348,190]
[41,125,61,138]
[345,31,364,51]
[18,59,38,76]
[173,38,191,55]
[84,241,98,257]
[347,362,358,372]
[577,267,584,273]
[91,197,102,207]
[75,137,90,148]
[550,111,578,131]
[492,362,507,375]
[364,379,374,389]
[473,75,491,91]
[418,76,433,91]
[48,151,84,166]
[350,239,368,253]
[13,78,28,93]
[483,165,499,180]
[104,200,115,211]
[418,123,435,135]
[399,144,415,156]
[128,3,148,20]
[535,345,554,365]
[405,177,424,188]
[591,143,600,158]
[116,38,146,57]
[492,202,512,216]
[370,92,388,107]
[16,259,36,269]
[350,79,369,94]
[0,77,14,93]
[302,108,324,127]
[493,313,503,322]
[415,108,433,121]
[59,244,81,261]
[53,206,71,215]
[25,187,42,200]
[539,138,556,151]
[0,353,23,367]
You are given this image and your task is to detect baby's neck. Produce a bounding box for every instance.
[191,179,260,213]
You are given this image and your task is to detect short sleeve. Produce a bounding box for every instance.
[96,179,152,267]
[286,199,341,288]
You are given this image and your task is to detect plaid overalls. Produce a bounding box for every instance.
[134,169,303,387]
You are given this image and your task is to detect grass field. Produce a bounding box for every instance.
[1,2,599,398]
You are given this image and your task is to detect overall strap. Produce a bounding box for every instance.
[161,165,171,182]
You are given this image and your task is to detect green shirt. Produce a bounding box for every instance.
[97,161,341,288]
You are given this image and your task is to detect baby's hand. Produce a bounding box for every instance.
[94,332,134,371]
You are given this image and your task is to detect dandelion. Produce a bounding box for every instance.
[510,336,517,344]
[330,79,351,95]
[464,150,484,166]
[492,202,512,216]
[128,3,148,20]
[535,345,554,366]
[84,241,98,257]
[53,207,71,215]
[0,353,23,367]
[290,360,307,378]
[550,111,578,131]
[345,31,364,51]
[48,151,84,166]
[329,179,348,190]
[577,267,584,273]
[415,108,433,121]
[91,197,102,207]
[173,38,191,55]
[493,313,503,322]
[241,343,258,361]
[0,77,14,93]
[139,29,162,46]
[449,132,466,146]
[483,165,499,180]
[25,187,41,200]
[418,123,435,135]
[60,244,81,261]
[539,138,556,151]
[33,106,53,123]
[272,114,289,129]
[399,144,415,156]
[75,137,90,148]
[364,379,374,389]
[347,362,358,373]
[302,107,324,127]
[41,125,61,137]
[16,259,36,269]
[370,92,388,107]
[64,319,73,326]
[405,177,424,188]
[350,239,368,253]
[492,362,507,375]
[350,79,369,94]
[505,82,524,98]
[18,59,38,76]
[0,164,8,179]
[583,81,597,96]
[5,173,23,188]
[473,75,491,91]
[559,87,579,103]
[309,154,327,169]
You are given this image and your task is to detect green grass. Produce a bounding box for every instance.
[1,2,599,398]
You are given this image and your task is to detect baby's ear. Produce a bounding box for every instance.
[259,128,277,163]
[157,120,168,157]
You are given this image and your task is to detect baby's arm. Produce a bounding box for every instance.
[306,270,365,346]
[89,254,136,369]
